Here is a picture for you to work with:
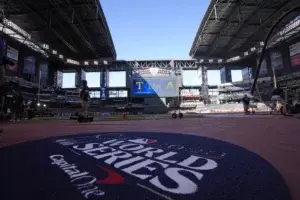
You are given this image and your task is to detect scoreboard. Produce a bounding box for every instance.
[131,67,178,97]
[132,77,178,97]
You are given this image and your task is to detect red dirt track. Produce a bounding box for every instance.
[1,115,300,200]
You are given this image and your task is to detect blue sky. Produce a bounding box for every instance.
[62,0,243,88]
[101,0,209,60]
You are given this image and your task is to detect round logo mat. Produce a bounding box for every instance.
[0,132,291,200]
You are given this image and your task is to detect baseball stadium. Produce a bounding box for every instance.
[0,0,300,200]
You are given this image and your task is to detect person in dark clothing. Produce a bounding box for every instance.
[241,94,250,114]
[79,80,89,117]
[271,85,284,111]
[0,30,14,131]
[11,84,24,122]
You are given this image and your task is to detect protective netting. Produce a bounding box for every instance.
[252,7,300,109]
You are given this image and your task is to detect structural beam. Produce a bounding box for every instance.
[226,0,289,51]
[234,0,300,51]
[208,0,261,56]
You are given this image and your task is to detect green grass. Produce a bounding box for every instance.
[14,115,146,124]
[103,115,145,120]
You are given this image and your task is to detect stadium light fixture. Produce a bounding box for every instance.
[42,44,49,49]
[103,60,108,65]
[259,41,265,46]
[66,58,80,65]
[2,18,31,39]
[251,47,256,52]
[218,59,223,63]
[209,59,213,63]
[244,51,249,56]
[200,59,204,63]
[0,21,48,57]
[52,50,57,55]
[94,61,99,65]
[84,61,89,65]
[59,54,64,59]
[226,56,240,63]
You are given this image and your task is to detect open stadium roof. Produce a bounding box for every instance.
[190,0,300,59]
[1,0,116,61]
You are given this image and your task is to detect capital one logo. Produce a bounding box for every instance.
[129,138,157,144]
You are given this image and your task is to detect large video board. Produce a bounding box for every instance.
[132,77,177,97]
[131,68,177,97]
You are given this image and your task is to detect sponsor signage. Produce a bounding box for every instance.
[257,58,268,77]
[0,132,291,200]
[270,52,284,70]
[23,56,36,74]
[220,67,232,84]
[132,67,173,78]
[242,67,252,81]
[289,42,300,67]
[6,46,19,61]
[100,87,107,100]
[39,63,48,86]
[279,16,300,36]
[6,46,19,71]
[100,67,108,99]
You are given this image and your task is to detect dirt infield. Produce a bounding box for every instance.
[0,115,300,200]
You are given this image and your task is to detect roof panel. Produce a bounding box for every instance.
[190,0,300,58]
[2,0,116,60]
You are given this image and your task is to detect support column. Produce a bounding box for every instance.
[75,67,81,88]
[201,66,209,100]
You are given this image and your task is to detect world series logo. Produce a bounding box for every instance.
[0,132,291,200]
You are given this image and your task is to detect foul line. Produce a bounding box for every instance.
[68,148,81,156]
[137,183,174,200]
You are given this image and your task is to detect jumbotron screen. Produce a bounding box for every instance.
[132,77,177,97]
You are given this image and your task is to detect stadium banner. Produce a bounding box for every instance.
[289,41,300,67]
[242,67,252,81]
[132,77,177,97]
[23,56,36,74]
[6,46,18,72]
[39,62,48,86]
[270,51,284,70]
[220,67,232,83]
[257,58,268,77]
[100,67,109,100]
[279,15,300,36]
[220,67,226,83]
[56,70,63,88]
